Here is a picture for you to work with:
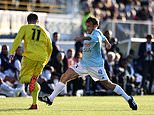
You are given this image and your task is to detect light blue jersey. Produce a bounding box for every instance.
[80,29,106,67]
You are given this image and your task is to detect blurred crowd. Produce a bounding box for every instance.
[1,0,154,21]
[80,0,154,21]
[0,31,153,97]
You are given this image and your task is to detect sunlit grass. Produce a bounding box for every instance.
[0,96,154,115]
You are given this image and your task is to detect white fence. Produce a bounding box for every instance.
[100,20,154,57]
[118,38,154,57]
[0,10,154,57]
[0,10,81,40]
[0,10,47,35]
[100,20,154,41]
[1,10,153,41]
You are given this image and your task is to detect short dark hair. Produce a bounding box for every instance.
[27,13,38,23]
[146,34,153,39]
[86,17,99,25]
[53,32,58,36]
[2,44,8,50]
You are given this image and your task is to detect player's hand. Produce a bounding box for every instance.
[9,55,14,63]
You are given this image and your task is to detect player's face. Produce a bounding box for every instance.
[86,21,94,34]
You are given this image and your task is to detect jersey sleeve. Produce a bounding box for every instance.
[97,29,106,42]
[88,31,100,43]
[9,26,25,55]
[101,34,106,42]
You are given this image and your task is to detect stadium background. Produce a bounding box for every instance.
[0,0,153,55]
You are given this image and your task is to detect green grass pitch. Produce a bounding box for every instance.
[0,96,154,115]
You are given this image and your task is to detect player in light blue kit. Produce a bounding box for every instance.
[39,17,138,110]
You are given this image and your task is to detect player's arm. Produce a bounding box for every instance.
[9,26,25,55]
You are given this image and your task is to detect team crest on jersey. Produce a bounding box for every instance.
[98,69,102,74]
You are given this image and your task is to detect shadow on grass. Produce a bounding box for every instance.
[0,108,29,112]
[0,108,131,112]
[51,109,130,112]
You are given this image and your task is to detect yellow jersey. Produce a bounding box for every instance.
[10,24,53,64]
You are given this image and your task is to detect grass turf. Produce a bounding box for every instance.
[0,96,154,115]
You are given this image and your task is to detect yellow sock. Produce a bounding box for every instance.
[31,82,40,105]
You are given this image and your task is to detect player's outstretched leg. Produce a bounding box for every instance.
[101,80,138,110]
[128,96,137,110]
[38,95,53,105]
[113,84,137,110]
[39,68,79,105]
[38,81,65,105]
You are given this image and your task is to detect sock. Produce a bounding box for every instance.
[29,75,38,93]
[31,82,40,105]
[49,82,65,102]
[0,82,15,92]
[113,85,131,101]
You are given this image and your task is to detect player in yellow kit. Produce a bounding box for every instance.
[9,13,52,109]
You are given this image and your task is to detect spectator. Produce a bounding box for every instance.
[38,65,54,97]
[103,30,112,41]
[49,32,60,62]
[105,51,116,81]
[11,46,28,97]
[74,32,84,56]
[107,37,120,53]
[50,51,67,95]
[138,34,154,94]
[51,51,67,79]
[81,5,92,33]
[66,48,75,68]
[136,7,153,21]
[102,30,113,59]
[0,45,22,97]
[0,45,10,72]
[66,48,76,95]
[80,0,153,21]
[74,51,82,64]
[0,78,21,97]
[0,45,16,85]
